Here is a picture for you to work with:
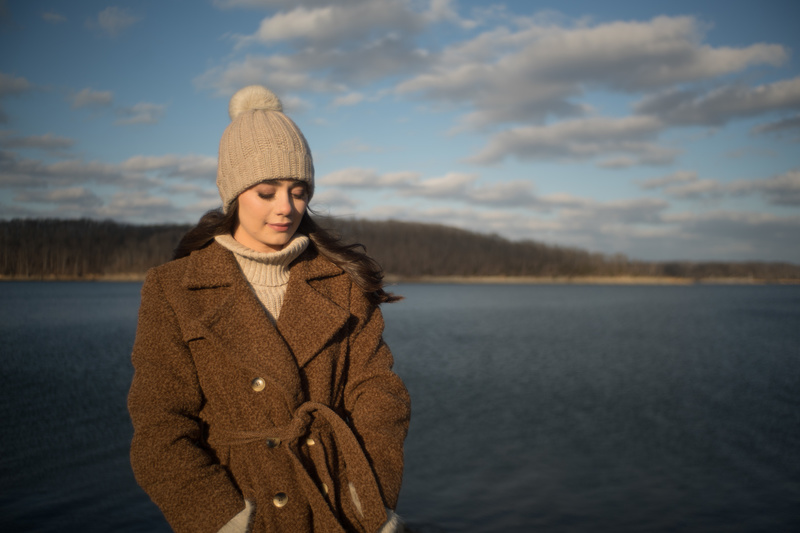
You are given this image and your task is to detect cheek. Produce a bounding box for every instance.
[237,197,261,225]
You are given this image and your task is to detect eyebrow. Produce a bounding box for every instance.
[257,179,307,188]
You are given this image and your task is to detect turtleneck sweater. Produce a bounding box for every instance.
[214,233,309,321]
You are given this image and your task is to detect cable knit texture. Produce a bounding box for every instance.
[214,233,309,321]
[217,86,314,212]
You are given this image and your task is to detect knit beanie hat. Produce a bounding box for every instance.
[217,85,314,212]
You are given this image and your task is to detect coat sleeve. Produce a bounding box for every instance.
[128,269,245,533]
[343,287,412,510]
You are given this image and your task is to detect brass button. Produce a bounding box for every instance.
[251,377,266,392]
[306,437,315,446]
[266,438,281,448]
[321,483,328,495]
[273,492,288,508]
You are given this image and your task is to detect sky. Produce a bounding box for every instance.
[1,0,799,263]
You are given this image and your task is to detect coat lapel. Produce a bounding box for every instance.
[181,242,304,409]
[277,248,349,369]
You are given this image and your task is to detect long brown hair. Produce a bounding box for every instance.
[173,202,399,304]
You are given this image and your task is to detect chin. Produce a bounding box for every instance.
[262,237,291,249]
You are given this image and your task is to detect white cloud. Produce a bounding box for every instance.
[460,179,539,207]
[330,138,384,154]
[213,0,355,9]
[508,16,784,90]
[753,113,800,136]
[0,150,214,190]
[321,167,542,208]
[95,191,175,221]
[115,103,167,125]
[0,133,75,151]
[322,166,602,211]
[195,54,342,97]
[165,182,217,198]
[71,88,113,109]
[320,167,420,188]
[120,154,217,179]
[321,167,546,208]
[104,190,170,210]
[639,170,699,190]
[403,172,478,198]
[15,187,102,208]
[424,0,476,29]
[238,0,424,48]
[537,192,586,209]
[663,179,726,199]
[197,34,430,96]
[468,115,676,166]
[0,152,126,187]
[597,157,637,169]
[0,72,31,97]
[398,15,788,129]
[344,197,800,262]
[640,168,800,206]
[310,188,359,212]
[635,77,800,126]
[559,197,669,226]
[42,11,66,24]
[197,1,438,96]
[332,92,366,107]
[322,165,676,215]
[317,164,800,260]
[0,72,32,122]
[661,210,800,259]
[88,7,141,37]
[729,169,800,206]
[349,196,673,257]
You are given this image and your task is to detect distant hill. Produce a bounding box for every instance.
[1,217,798,282]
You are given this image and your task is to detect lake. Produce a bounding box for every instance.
[1,281,798,532]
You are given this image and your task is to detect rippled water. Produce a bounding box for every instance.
[1,282,799,532]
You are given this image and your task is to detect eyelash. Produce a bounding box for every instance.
[257,191,307,200]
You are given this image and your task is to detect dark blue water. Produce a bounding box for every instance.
[1,282,798,532]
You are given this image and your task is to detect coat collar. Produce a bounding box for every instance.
[182,240,238,290]
[179,241,349,404]
[181,239,343,290]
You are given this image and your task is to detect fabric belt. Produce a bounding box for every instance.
[212,401,386,533]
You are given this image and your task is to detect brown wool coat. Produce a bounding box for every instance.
[128,241,411,533]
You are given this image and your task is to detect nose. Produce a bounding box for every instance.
[274,189,293,216]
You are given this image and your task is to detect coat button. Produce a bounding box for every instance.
[321,483,328,495]
[273,492,288,508]
[266,438,281,448]
[306,437,315,446]
[251,377,265,392]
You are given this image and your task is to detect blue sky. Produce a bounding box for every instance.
[2,0,799,263]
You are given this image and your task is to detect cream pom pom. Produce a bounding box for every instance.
[228,85,283,120]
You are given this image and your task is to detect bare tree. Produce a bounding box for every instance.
[2,218,798,281]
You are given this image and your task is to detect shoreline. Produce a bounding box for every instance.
[4,274,797,285]
[384,275,799,285]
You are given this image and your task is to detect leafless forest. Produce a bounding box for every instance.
[2,218,798,281]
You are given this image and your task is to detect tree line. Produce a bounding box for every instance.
[2,217,799,281]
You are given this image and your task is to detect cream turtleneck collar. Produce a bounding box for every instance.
[214,233,310,320]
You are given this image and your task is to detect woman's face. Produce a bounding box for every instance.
[233,179,309,253]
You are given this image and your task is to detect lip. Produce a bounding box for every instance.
[268,222,292,231]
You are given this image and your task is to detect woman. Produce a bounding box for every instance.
[128,86,411,533]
